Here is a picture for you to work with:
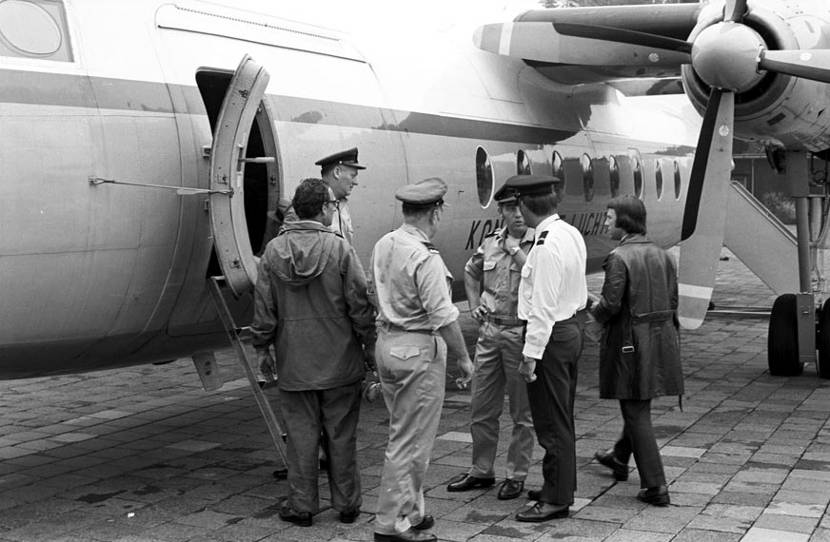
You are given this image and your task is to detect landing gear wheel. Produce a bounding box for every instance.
[816,300,830,379]
[768,294,803,376]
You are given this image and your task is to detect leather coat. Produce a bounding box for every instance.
[591,234,683,400]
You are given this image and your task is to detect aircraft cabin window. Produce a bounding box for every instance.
[0,0,72,61]
[630,151,643,199]
[674,161,682,200]
[517,150,532,175]
[609,156,620,197]
[581,153,594,202]
[655,160,664,200]
[552,150,565,197]
[475,146,494,208]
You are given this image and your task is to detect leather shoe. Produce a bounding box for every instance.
[446,473,495,492]
[594,449,629,481]
[497,479,524,500]
[515,501,569,522]
[339,508,360,523]
[527,488,541,501]
[637,485,670,506]
[374,529,437,542]
[279,506,312,527]
[412,515,434,530]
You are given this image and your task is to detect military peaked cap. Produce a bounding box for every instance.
[493,181,518,204]
[315,147,366,170]
[503,174,560,198]
[395,177,448,207]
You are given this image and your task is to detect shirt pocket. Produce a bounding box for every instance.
[389,345,421,361]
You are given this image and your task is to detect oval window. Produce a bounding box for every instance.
[475,146,494,207]
[609,156,620,197]
[552,150,565,198]
[655,160,664,200]
[674,161,682,200]
[517,150,532,175]
[0,0,62,55]
[631,151,643,199]
[581,153,594,202]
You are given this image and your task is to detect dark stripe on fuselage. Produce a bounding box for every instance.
[0,69,576,144]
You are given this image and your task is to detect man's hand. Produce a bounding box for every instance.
[471,304,490,323]
[258,349,277,383]
[519,356,538,383]
[455,354,475,390]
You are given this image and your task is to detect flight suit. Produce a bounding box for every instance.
[464,228,535,482]
[370,223,459,536]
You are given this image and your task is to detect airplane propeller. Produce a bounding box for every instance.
[540,0,828,328]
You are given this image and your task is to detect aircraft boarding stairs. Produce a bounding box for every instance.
[723,180,799,296]
[189,277,289,477]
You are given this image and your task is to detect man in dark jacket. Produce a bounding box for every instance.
[251,178,376,527]
[589,195,683,507]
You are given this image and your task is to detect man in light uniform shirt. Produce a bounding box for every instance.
[370,177,475,542]
[446,182,535,500]
[506,174,588,522]
[316,147,364,244]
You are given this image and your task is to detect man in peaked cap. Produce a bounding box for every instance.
[369,178,474,542]
[506,174,588,522]
[315,147,366,245]
[446,181,535,500]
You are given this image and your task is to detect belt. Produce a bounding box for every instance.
[482,314,524,327]
[379,322,434,334]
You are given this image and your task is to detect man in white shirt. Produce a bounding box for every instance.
[505,174,588,522]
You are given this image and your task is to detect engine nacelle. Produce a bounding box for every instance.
[682,1,830,152]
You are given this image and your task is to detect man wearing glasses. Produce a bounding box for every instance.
[252,178,376,527]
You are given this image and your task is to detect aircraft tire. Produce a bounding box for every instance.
[817,300,830,379]
[768,294,803,376]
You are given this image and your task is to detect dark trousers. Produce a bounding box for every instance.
[280,381,362,514]
[526,317,582,506]
[613,399,666,489]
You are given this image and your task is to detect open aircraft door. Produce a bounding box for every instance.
[209,55,275,297]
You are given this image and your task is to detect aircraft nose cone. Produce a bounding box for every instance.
[692,22,766,92]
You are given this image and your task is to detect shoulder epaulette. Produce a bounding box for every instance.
[536,230,549,246]
[422,241,440,254]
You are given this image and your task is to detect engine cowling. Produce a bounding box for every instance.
[682,2,830,152]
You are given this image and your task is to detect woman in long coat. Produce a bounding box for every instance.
[589,195,683,506]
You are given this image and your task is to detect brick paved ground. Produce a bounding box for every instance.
[0,249,829,541]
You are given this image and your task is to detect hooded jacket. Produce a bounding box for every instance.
[251,220,376,391]
[591,234,683,400]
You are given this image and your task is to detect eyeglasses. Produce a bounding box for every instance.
[327,199,340,209]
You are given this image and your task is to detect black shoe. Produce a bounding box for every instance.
[279,507,312,527]
[339,508,360,524]
[446,473,495,492]
[527,488,541,501]
[497,479,524,500]
[272,468,288,480]
[374,529,437,542]
[637,485,670,506]
[515,501,569,522]
[412,515,434,530]
[594,449,629,481]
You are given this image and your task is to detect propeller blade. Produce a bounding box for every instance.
[677,89,735,329]
[472,22,691,66]
[724,0,747,22]
[759,50,830,85]
[553,22,693,56]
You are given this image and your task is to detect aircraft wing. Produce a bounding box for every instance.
[473,3,702,88]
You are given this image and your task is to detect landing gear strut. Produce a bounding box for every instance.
[767,152,829,377]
